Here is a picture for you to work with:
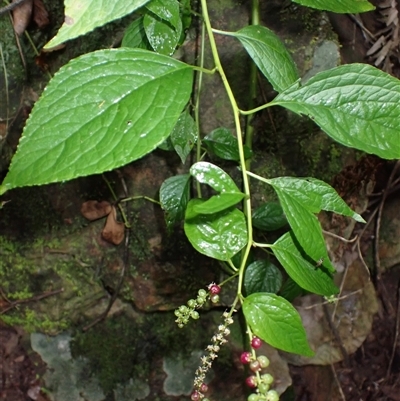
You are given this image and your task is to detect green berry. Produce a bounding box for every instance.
[248,394,259,401]
[198,289,207,297]
[257,355,270,368]
[191,311,200,319]
[196,296,206,304]
[187,299,196,308]
[179,305,188,313]
[210,294,220,303]
[266,389,279,401]
[258,382,270,394]
[261,373,274,385]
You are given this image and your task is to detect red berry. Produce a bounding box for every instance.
[191,391,200,401]
[209,284,221,294]
[251,336,262,349]
[200,383,208,393]
[249,360,261,372]
[240,351,252,364]
[245,375,257,388]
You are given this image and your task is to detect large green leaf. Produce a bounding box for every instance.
[268,177,365,222]
[44,0,151,49]
[146,0,181,28]
[272,64,400,159]
[122,17,151,49]
[291,0,374,13]
[243,293,314,356]
[273,188,335,273]
[244,260,282,295]
[160,174,191,229]
[190,162,240,193]
[252,202,287,231]
[184,199,247,261]
[228,25,299,92]
[272,232,338,296]
[203,127,252,161]
[192,192,245,215]
[0,49,193,194]
[144,0,182,55]
[170,110,197,163]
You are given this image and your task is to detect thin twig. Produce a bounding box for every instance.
[83,231,129,331]
[373,161,400,316]
[0,0,29,15]
[374,161,400,280]
[0,288,64,314]
[322,229,358,243]
[386,281,400,378]
[323,303,350,368]
[331,363,347,401]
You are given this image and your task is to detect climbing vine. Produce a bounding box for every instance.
[1,0,400,399]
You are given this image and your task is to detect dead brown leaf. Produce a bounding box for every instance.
[12,0,33,36]
[81,200,112,221]
[102,206,125,245]
[32,0,49,29]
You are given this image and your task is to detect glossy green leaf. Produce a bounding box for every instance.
[272,232,338,296]
[243,293,313,356]
[267,176,364,272]
[244,260,282,295]
[291,0,374,13]
[0,49,193,194]
[144,0,182,55]
[272,64,400,159]
[190,162,240,193]
[158,136,174,151]
[203,127,253,161]
[44,0,151,49]
[252,202,287,231]
[273,188,334,272]
[268,177,365,222]
[160,174,191,229]
[279,277,304,302]
[146,0,181,28]
[179,0,192,43]
[184,199,247,261]
[192,192,245,215]
[229,25,299,92]
[170,111,197,163]
[122,17,151,49]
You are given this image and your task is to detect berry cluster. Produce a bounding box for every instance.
[242,337,279,401]
[174,284,221,328]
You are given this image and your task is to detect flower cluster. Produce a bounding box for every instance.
[191,311,234,400]
[174,289,208,328]
[174,284,221,328]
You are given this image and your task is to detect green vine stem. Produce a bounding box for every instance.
[200,0,255,298]
[195,21,206,198]
[244,0,260,170]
